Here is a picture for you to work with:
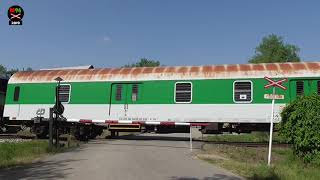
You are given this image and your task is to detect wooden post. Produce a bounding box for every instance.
[55,118,59,148]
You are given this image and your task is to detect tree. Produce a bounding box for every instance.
[0,65,6,76]
[0,65,33,76]
[124,58,160,67]
[249,34,300,63]
[6,68,19,75]
[25,67,33,72]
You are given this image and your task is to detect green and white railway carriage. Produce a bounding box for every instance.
[3,62,320,133]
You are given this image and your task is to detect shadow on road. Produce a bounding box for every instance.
[0,159,85,180]
[170,173,242,180]
[93,134,203,150]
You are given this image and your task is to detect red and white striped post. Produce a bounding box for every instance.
[190,125,192,151]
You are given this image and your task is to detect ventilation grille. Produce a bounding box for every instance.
[132,84,138,101]
[296,81,304,96]
[116,84,122,101]
[58,85,70,102]
[175,83,192,103]
[234,82,252,102]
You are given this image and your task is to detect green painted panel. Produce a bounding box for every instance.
[288,79,320,101]
[70,82,109,104]
[309,80,319,95]
[6,83,56,104]
[138,81,174,104]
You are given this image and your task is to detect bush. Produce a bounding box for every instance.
[280,93,320,162]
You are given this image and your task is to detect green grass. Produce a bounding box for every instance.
[205,132,286,143]
[0,138,80,168]
[198,144,320,180]
[0,140,49,168]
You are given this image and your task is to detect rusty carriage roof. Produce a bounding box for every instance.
[9,62,320,84]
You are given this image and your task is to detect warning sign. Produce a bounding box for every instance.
[264,94,284,100]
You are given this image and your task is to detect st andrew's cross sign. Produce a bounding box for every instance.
[264,76,288,90]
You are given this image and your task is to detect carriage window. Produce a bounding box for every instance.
[132,84,138,101]
[58,85,71,103]
[116,84,122,101]
[13,86,20,101]
[296,81,304,96]
[317,81,320,95]
[234,81,252,103]
[175,82,192,103]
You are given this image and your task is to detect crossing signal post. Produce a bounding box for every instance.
[49,108,54,150]
[49,77,64,150]
[263,76,287,166]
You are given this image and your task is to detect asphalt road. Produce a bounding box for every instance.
[0,133,242,180]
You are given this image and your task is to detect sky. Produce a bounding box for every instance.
[0,0,320,70]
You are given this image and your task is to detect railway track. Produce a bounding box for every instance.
[0,134,35,139]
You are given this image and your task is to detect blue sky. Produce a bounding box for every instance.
[1,0,320,70]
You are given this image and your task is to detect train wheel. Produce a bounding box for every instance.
[74,125,89,141]
[33,126,48,139]
[89,130,97,139]
[110,131,116,137]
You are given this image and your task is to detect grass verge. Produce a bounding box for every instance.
[0,138,80,168]
[198,144,320,180]
[204,132,286,143]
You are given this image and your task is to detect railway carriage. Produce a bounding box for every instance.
[2,61,320,137]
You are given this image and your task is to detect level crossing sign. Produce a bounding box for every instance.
[264,76,287,166]
[264,76,287,90]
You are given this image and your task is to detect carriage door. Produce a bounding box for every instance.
[290,79,320,101]
[110,83,139,117]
